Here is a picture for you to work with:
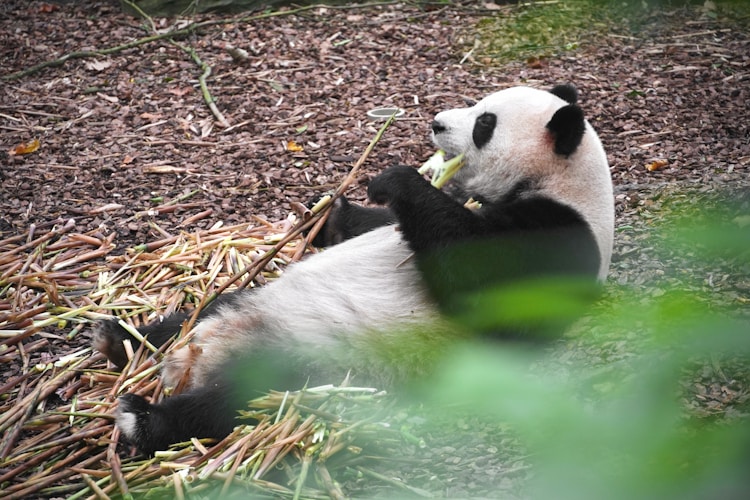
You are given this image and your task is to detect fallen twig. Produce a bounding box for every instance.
[173,40,231,128]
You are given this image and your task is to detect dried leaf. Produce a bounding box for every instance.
[97,92,119,103]
[38,3,58,13]
[526,56,546,69]
[140,112,164,121]
[646,159,668,172]
[199,117,214,138]
[286,140,304,152]
[9,138,41,156]
[168,87,192,97]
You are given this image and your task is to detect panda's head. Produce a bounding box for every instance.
[431,84,614,280]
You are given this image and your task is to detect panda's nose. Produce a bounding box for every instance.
[431,120,446,134]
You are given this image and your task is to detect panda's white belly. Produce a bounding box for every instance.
[259,225,436,340]
[163,226,443,388]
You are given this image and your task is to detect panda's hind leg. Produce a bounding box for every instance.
[93,314,190,370]
[93,291,252,371]
[115,347,304,454]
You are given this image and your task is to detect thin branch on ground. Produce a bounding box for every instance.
[1,30,190,82]
[122,0,231,127]
[0,1,400,82]
[170,40,231,128]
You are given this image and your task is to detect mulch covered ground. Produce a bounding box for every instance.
[1,0,749,498]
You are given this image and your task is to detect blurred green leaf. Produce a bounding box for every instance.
[413,203,750,499]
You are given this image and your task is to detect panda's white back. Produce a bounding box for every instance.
[257,225,436,338]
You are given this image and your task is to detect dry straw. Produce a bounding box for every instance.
[0,116,428,498]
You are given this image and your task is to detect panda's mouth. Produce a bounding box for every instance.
[418,150,467,188]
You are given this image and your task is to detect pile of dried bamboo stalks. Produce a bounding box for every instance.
[0,216,255,484]
[0,213,419,499]
[0,118,420,498]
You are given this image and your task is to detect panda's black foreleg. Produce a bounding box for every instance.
[116,377,236,455]
[311,196,396,247]
[368,166,494,316]
[368,166,601,336]
[367,166,490,253]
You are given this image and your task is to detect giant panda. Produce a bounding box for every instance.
[93,84,614,454]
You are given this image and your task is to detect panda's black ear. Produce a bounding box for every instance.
[546,104,585,157]
[549,84,578,104]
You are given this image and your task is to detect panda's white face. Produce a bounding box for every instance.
[431,86,614,280]
[432,87,573,201]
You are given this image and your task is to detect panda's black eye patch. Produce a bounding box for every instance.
[472,112,496,149]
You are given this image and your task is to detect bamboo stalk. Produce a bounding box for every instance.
[172,472,185,500]
[293,452,313,500]
[52,248,113,271]
[317,462,346,500]
[0,386,39,459]
[0,444,62,483]
[0,304,48,325]
[30,436,106,482]
[180,209,213,227]
[81,474,111,500]
[0,356,101,432]
[109,449,130,498]
[2,219,76,257]
[298,112,398,260]
[219,437,250,497]
[0,370,37,397]
[2,451,107,499]
[21,425,108,455]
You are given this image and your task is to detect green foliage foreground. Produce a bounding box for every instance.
[415,201,750,499]
[209,198,749,499]
[424,322,749,499]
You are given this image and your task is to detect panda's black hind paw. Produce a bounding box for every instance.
[92,319,131,370]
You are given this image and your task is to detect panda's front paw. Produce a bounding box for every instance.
[368,166,423,205]
[116,393,163,455]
